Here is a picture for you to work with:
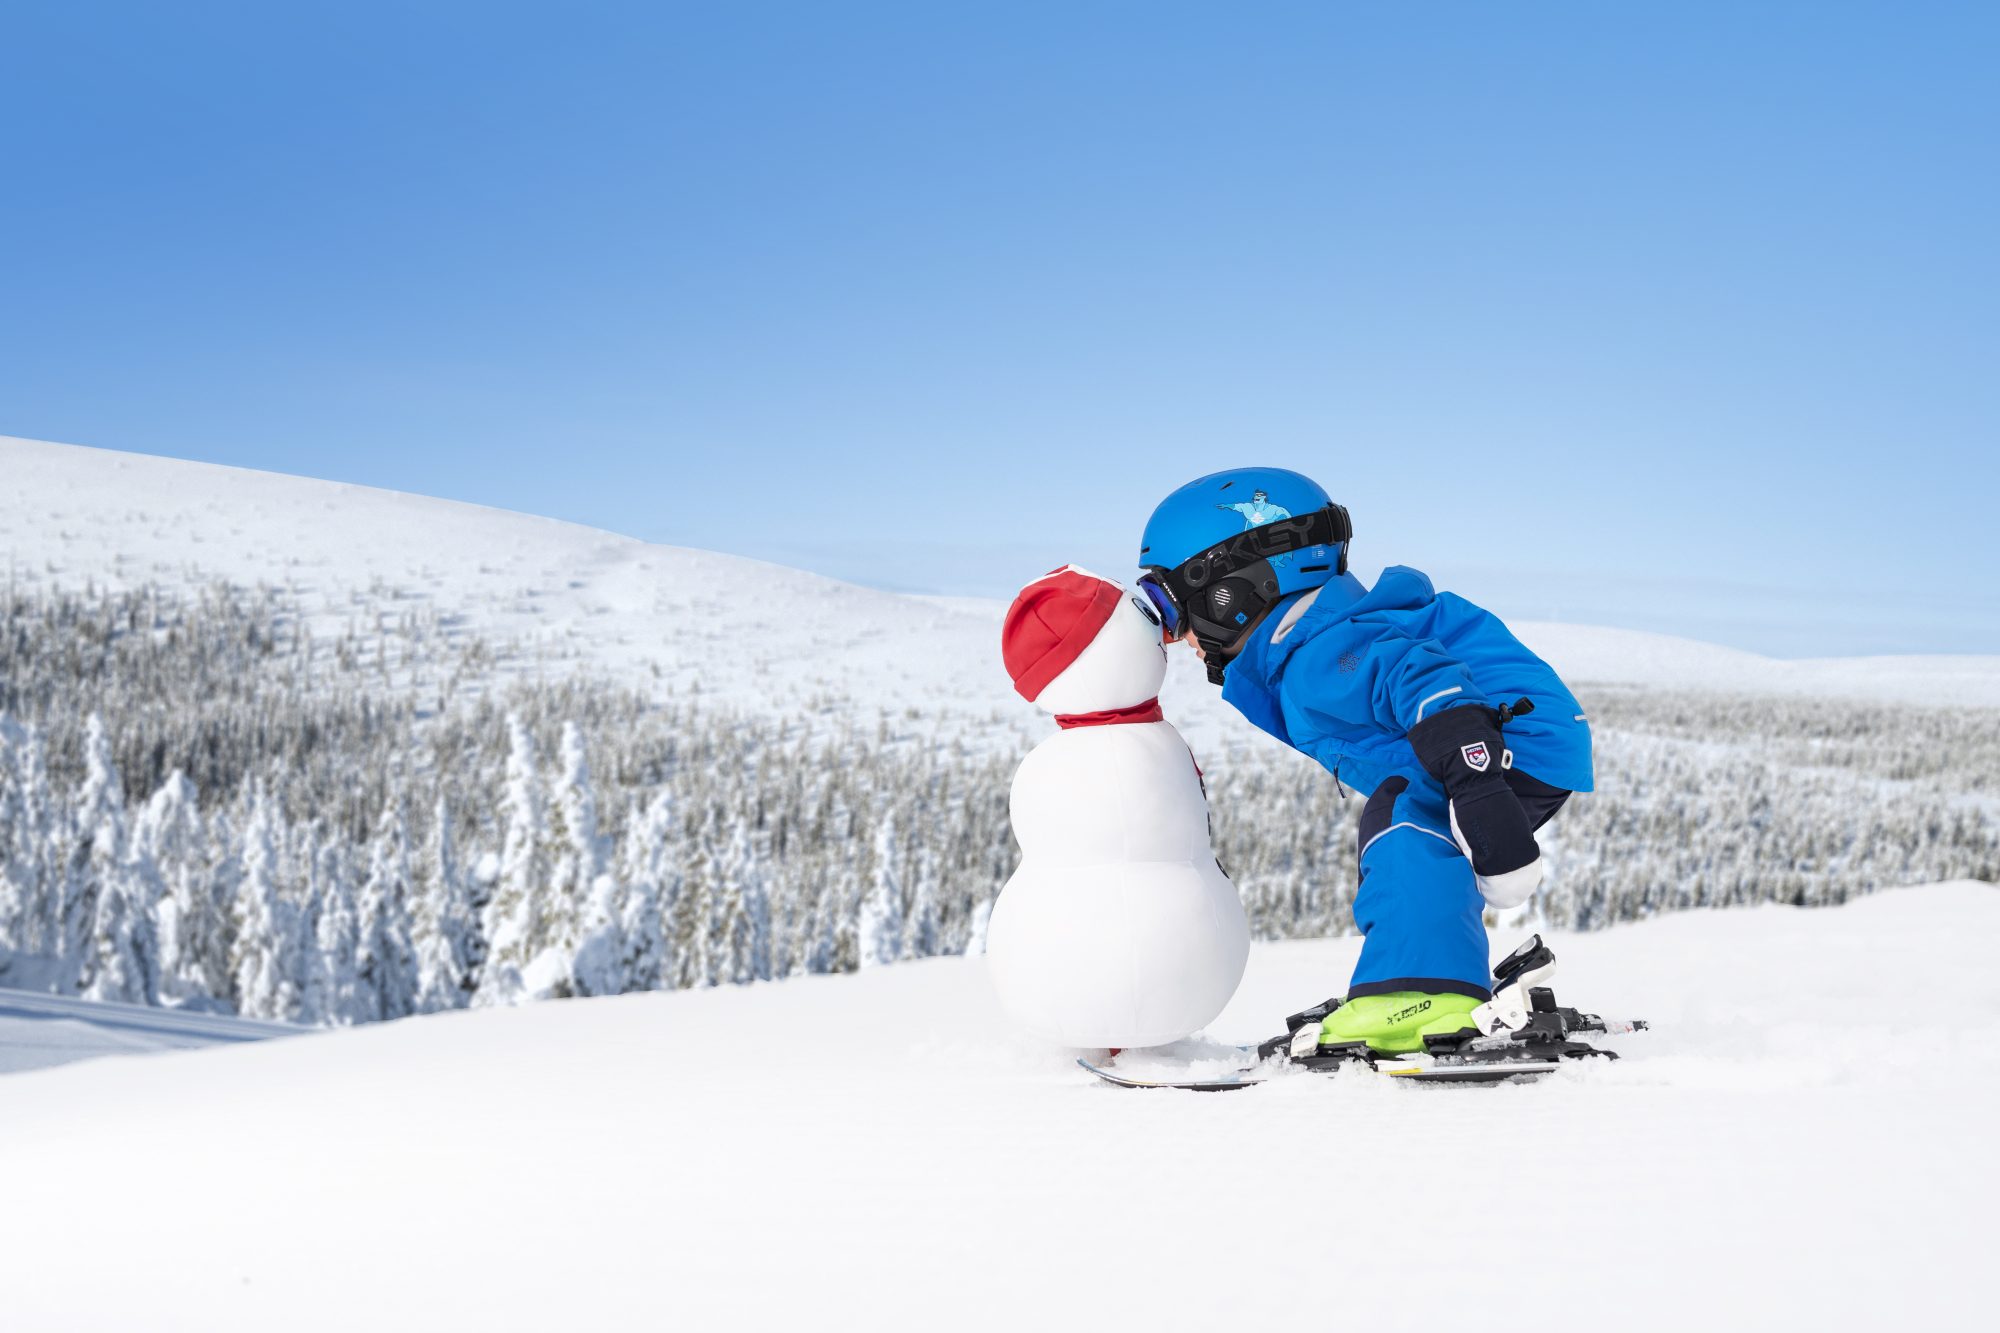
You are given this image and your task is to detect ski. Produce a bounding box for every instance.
[1078,1048,1572,1091]
[1075,1056,1267,1092]
[1079,935,1646,1092]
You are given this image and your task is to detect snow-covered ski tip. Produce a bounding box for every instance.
[1079,934,1645,1091]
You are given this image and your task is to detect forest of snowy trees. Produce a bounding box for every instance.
[1,579,1995,1025]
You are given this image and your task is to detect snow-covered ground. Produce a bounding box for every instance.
[0,881,1989,1331]
[8,434,2000,755]
[0,989,293,1075]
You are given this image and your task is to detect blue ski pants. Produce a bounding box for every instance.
[1347,772,1570,1001]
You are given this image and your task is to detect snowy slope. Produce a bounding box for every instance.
[0,989,293,1075]
[0,882,1990,1332]
[7,435,1999,745]
[1513,620,2000,709]
[2,434,1016,731]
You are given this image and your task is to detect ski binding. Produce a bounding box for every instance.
[1079,935,1645,1092]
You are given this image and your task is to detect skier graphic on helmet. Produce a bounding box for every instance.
[1136,467,1594,1055]
[1217,490,1297,565]
[1218,489,1291,528]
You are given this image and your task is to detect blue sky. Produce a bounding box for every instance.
[3,2,1995,656]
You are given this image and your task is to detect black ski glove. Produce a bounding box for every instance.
[1405,704,1543,907]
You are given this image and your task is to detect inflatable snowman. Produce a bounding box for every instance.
[987,566,1249,1049]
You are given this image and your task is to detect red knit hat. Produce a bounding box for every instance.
[1002,566,1123,702]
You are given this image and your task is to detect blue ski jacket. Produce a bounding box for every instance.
[1219,566,1594,800]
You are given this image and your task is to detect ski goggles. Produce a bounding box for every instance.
[1135,572,1184,638]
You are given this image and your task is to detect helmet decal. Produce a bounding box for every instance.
[1217,494,1295,564]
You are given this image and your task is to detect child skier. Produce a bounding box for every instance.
[1135,467,1593,1054]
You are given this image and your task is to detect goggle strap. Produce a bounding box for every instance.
[1167,503,1350,597]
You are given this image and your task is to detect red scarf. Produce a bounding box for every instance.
[1053,698,1165,729]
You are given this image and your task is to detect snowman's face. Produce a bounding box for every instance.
[1034,587,1170,715]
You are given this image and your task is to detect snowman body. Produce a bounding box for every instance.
[988,576,1249,1049]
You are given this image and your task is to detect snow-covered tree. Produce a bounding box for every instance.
[857,814,904,970]
[716,817,771,985]
[715,825,751,986]
[231,784,302,1021]
[82,846,160,1006]
[414,797,479,1012]
[612,790,676,993]
[569,871,625,997]
[300,833,362,1026]
[901,829,939,961]
[135,770,228,1006]
[668,805,721,989]
[618,869,666,994]
[355,802,419,1022]
[544,720,604,976]
[0,714,43,962]
[963,898,993,956]
[477,716,545,1006]
[63,714,129,994]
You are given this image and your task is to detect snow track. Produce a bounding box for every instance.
[0,989,294,1075]
[0,882,1989,1331]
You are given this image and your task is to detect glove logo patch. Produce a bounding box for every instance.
[1459,741,1491,772]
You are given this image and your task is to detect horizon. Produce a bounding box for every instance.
[9,428,1990,667]
[3,4,1995,657]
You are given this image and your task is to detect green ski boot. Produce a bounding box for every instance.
[1318,992,1482,1054]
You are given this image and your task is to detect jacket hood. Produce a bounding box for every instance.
[1261,566,1436,676]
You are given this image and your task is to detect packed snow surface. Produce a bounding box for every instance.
[1,882,1989,1331]
[0,989,292,1075]
[7,435,1999,746]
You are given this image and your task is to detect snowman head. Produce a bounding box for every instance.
[1002,566,1168,715]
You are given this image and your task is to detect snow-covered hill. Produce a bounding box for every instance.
[5,439,1989,1325]
[8,434,1999,750]
[1514,620,2000,709]
[0,882,1989,1331]
[0,988,292,1075]
[3,433,1021,732]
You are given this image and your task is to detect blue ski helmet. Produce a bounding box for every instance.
[1137,468,1351,682]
